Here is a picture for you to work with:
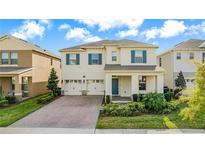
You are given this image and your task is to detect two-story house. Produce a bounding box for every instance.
[0,35,61,100]
[60,39,164,100]
[157,39,205,90]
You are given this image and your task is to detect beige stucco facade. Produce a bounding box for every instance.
[157,40,205,90]
[0,35,61,100]
[60,39,165,100]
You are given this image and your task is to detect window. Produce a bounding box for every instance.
[159,57,162,66]
[203,53,205,63]
[189,53,194,59]
[88,53,102,65]
[112,51,117,61]
[139,76,146,90]
[11,52,18,64]
[22,77,28,91]
[66,54,80,65]
[1,52,9,64]
[131,50,146,63]
[176,53,181,60]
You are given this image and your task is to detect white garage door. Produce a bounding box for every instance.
[87,80,104,95]
[64,80,82,95]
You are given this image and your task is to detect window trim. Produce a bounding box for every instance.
[111,51,117,62]
[88,53,102,65]
[10,52,18,65]
[1,52,9,64]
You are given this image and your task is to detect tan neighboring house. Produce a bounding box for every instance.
[157,39,205,90]
[0,35,61,100]
[60,39,164,101]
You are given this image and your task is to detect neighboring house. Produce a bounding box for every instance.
[157,39,205,90]
[60,39,164,100]
[0,35,61,100]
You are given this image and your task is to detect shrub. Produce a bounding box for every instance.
[143,93,167,113]
[37,95,54,104]
[101,102,145,116]
[55,87,61,96]
[105,95,111,104]
[0,99,8,106]
[163,117,177,129]
[164,87,174,102]
[5,96,16,104]
[132,94,138,102]
[173,88,182,99]
[132,94,144,102]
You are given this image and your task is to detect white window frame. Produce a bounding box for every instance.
[69,54,77,65]
[134,51,143,63]
[112,51,117,62]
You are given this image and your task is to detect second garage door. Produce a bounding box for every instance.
[87,80,104,95]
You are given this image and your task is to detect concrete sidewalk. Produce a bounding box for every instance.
[0,128,204,134]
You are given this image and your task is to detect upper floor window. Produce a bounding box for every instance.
[176,53,181,60]
[189,53,194,60]
[131,50,147,63]
[66,53,80,65]
[139,76,146,91]
[159,57,162,66]
[88,53,102,65]
[112,51,117,62]
[11,52,18,64]
[1,52,9,64]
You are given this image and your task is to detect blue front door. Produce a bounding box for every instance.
[112,78,119,95]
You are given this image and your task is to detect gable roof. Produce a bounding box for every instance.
[158,39,205,57]
[0,35,60,60]
[59,39,158,52]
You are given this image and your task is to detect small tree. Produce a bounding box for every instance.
[180,62,205,120]
[47,68,59,96]
[175,71,186,89]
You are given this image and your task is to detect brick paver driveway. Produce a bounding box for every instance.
[10,96,103,128]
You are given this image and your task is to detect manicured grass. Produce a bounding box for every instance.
[0,93,52,127]
[96,104,205,129]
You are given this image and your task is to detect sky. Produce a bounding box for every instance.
[0,19,205,56]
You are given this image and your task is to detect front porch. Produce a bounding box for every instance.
[0,67,32,101]
[105,72,164,101]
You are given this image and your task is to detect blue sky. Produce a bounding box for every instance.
[0,19,205,56]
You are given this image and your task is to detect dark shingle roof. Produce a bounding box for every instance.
[174,39,205,50]
[0,67,32,74]
[60,39,158,51]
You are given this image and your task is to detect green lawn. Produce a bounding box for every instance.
[97,104,205,129]
[0,93,52,127]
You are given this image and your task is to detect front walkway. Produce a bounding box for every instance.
[0,128,204,134]
[10,96,103,128]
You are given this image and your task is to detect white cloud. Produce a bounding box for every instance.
[142,20,187,40]
[58,23,71,30]
[116,29,139,38]
[12,20,47,40]
[65,27,101,43]
[39,19,52,29]
[185,22,205,35]
[77,19,144,31]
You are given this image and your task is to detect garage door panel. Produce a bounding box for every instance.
[87,80,104,95]
[64,80,82,95]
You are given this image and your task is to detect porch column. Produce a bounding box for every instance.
[157,73,164,93]
[14,75,22,101]
[131,74,139,95]
[105,74,112,96]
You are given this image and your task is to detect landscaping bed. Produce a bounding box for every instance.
[0,93,59,127]
[97,92,205,129]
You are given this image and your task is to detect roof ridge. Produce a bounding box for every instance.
[0,34,60,59]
